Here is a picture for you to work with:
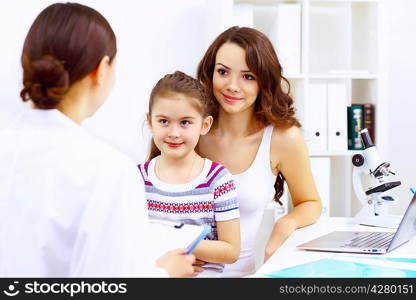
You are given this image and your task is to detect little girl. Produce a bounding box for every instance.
[138,71,240,277]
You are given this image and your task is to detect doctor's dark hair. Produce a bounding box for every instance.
[20,2,117,109]
[197,26,301,204]
[147,71,212,161]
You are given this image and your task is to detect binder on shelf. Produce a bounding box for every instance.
[269,3,301,74]
[347,104,363,150]
[310,158,330,217]
[327,83,348,151]
[305,83,327,152]
[362,103,375,143]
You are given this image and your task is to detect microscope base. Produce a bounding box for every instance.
[355,213,401,229]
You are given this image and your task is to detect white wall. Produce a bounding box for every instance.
[385,0,416,213]
[1,0,415,211]
[0,0,233,162]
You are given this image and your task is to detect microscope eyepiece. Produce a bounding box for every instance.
[360,128,375,149]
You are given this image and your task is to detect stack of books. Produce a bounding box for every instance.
[347,103,375,150]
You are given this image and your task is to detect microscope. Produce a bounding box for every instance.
[352,128,402,229]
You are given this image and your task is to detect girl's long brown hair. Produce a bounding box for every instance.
[197,26,301,204]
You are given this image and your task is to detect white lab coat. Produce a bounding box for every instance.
[0,109,166,277]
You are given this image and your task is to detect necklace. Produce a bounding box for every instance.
[156,154,199,183]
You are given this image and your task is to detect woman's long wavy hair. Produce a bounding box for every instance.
[197,26,301,204]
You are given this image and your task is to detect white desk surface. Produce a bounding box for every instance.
[253,217,416,277]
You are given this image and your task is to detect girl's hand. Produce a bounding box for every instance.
[193,259,206,265]
[192,259,206,275]
[156,248,196,277]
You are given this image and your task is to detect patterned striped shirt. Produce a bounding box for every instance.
[137,157,239,273]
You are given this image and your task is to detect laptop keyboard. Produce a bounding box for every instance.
[344,232,395,249]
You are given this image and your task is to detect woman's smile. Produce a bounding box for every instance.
[222,93,243,103]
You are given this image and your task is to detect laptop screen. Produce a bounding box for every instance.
[388,193,416,251]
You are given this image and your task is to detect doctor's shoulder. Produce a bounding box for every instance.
[85,134,145,191]
[83,134,139,174]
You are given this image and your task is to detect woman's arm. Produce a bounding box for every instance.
[192,218,240,264]
[264,126,322,261]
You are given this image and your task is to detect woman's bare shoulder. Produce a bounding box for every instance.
[271,125,305,150]
[268,126,306,172]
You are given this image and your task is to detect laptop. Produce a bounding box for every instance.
[297,193,416,254]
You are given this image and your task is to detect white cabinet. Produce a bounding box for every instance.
[310,157,331,217]
[232,0,386,217]
[305,82,328,152]
[327,82,348,151]
[269,3,302,74]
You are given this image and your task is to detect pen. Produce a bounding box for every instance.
[411,188,416,194]
[185,225,210,255]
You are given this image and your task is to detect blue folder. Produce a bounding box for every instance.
[265,258,416,278]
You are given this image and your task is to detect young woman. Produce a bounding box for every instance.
[0,3,194,277]
[197,26,322,277]
[139,71,240,277]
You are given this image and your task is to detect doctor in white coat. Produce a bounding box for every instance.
[0,2,195,277]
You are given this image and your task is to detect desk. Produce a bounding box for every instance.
[253,217,416,277]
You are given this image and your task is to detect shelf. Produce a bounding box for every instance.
[309,73,378,79]
[284,73,305,79]
[310,0,378,3]
[309,1,378,74]
[234,0,300,4]
[309,150,361,157]
[235,0,378,4]
[233,0,382,218]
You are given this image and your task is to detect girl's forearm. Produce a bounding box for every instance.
[193,240,240,264]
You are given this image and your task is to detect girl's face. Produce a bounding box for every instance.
[212,42,259,115]
[149,93,212,160]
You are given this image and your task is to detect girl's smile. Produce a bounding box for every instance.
[165,141,183,148]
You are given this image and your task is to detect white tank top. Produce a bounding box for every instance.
[221,125,277,277]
